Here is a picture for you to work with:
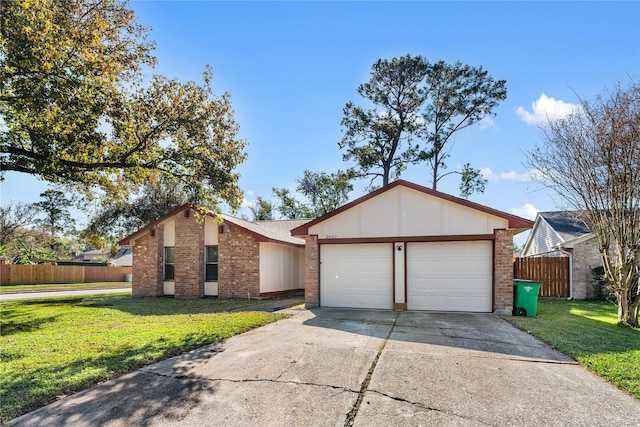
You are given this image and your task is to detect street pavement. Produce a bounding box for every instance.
[7,308,640,426]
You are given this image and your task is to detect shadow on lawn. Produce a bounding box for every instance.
[3,343,223,425]
[0,307,60,336]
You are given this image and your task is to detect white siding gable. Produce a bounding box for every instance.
[308,186,508,239]
[522,217,563,256]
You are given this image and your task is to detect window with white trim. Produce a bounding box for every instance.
[205,245,218,281]
[164,247,175,281]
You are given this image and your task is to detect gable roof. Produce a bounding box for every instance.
[291,180,534,236]
[538,211,591,241]
[119,204,310,247]
[221,215,309,246]
[521,211,594,257]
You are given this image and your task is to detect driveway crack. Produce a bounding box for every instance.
[344,312,400,427]
[142,368,358,394]
[366,389,497,426]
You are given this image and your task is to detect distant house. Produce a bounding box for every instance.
[112,247,132,267]
[119,205,309,298]
[76,249,106,262]
[521,211,600,299]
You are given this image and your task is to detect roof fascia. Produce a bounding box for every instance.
[291,180,534,236]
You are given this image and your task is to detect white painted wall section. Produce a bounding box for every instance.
[309,186,509,239]
[259,243,305,293]
[204,217,219,245]
[394,242,405,305]
[163,218,175,246]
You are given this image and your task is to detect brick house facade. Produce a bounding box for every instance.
[120,206,308,299]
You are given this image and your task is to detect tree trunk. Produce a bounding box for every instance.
[618,288,639,327]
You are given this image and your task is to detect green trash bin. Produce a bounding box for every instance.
[513,280,541,317]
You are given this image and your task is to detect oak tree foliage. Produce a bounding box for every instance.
[0,0,246,210]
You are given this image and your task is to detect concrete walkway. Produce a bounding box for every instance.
[7,308,639,426]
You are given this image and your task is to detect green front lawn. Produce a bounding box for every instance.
[505,300,639,399]
[0,295,287,422]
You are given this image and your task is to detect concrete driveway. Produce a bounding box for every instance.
[8,308,639,426]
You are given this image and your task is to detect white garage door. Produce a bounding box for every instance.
[320,243,393,309]
[407,241,492,312]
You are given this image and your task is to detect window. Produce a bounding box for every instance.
[205,246,218,281]
[164,247,175,281]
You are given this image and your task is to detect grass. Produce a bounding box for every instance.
[0,282,131,293]
[505,299,640,399]
[0,294,288,422]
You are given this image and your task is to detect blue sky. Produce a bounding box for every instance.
[1,1,639,244]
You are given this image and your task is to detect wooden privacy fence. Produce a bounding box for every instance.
[0,264,132,285]
[513,257,570,297]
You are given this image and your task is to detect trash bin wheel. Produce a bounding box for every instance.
[513,307,527,317]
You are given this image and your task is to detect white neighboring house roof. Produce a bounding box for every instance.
[522,211,594,256]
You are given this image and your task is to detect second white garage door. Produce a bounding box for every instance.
[320,243,393,309]
[407,241,492,312]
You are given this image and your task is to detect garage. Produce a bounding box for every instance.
[291,180,533,314]
[320,243,393,309]
[407,241,493,312]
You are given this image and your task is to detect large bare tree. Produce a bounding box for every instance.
[527,82,640,326]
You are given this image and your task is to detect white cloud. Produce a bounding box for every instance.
[509,203,539,220]
[241,197,253,209]
[479,168,535,183]
[516,93,580,127]
[478,117,499,131]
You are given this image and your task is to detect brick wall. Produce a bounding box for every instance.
[494,229,514,315]
[132,225,164,296]
[572,239,602,299]
[218,223,260,298]
[174,208,205,298]
[304,235,319,308]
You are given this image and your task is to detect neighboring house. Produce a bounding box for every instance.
[291,180,533,315]
[112,247,132,267]
[521,211,600,299]
[76,249,106,262]
[119,205,310,298]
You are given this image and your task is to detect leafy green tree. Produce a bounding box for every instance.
[36,189,75,244]
[12,239,56,264]
[527,82,640,326]
[273,170,353,219]
[419,61,506,193]
[82,175,205,254]
[271,187,311,220]
[459,163,488,199]
[248,196,274,221]
[339,55,428,187]
[0,0,246,209]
